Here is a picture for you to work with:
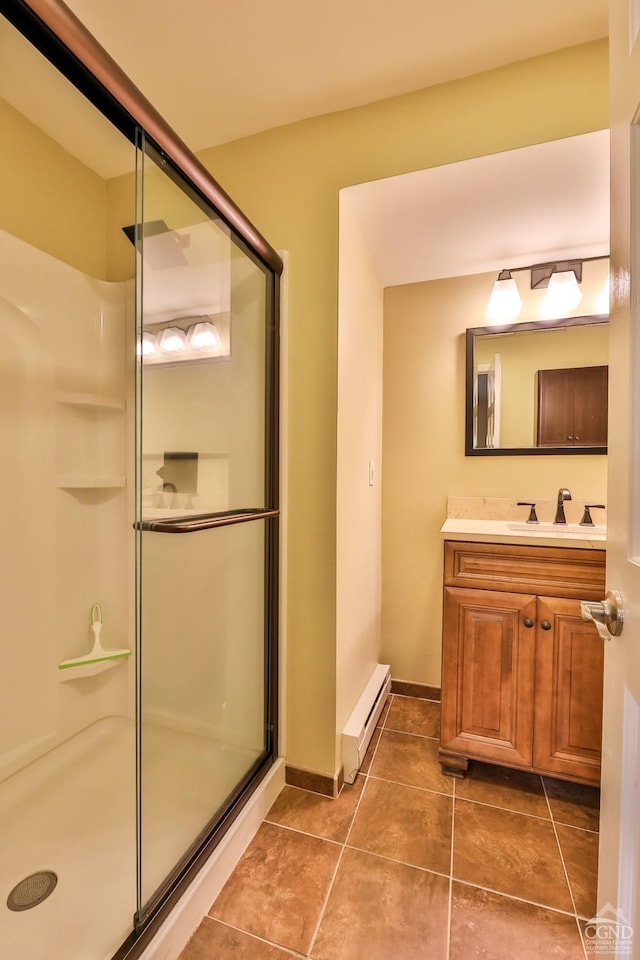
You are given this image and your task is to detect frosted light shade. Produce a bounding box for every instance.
[186,321,221,351]
[158,327,187,354]
[140,331,157,357]
[541,270,582,318]
[486,275,522,324]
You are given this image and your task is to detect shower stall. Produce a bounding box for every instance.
[0,3,281,958]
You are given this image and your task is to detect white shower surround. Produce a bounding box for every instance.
[0,716,274,960]
[0,225,284,960]
[0,228,130,785]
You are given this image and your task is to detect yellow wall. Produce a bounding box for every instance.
[383,270,608,685]
[0,96,109,279]
[106,172,137,282]
[174,40,607,777]
[336,201,384,754]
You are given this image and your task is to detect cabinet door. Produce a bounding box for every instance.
[536,366,608,447]
[441,587,536,768]
[537,368,574,446]
[533,596,603,784]
[572,365,608,446]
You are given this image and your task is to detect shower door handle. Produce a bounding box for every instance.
[136,507,279,533]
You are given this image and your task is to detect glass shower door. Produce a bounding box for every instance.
[135,141,278,919]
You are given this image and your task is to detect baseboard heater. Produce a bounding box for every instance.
[341,664,391,784]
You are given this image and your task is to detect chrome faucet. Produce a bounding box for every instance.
[554,488,572,524]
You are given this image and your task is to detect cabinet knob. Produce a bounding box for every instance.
[523,618,534,628]
[541,620,551,630]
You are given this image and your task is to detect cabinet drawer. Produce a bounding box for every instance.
[444,541,605,600]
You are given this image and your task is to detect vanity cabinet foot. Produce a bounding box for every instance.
[439,751,469,779]
[440,541,606,787]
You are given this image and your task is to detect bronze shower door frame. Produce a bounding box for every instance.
[0,2,282,957]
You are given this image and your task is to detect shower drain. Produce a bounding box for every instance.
[6,871,58,911]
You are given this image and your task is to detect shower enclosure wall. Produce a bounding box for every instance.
[0,3,281,958]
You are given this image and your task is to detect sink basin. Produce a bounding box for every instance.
[506,522,606,535]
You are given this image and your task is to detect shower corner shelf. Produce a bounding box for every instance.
[57,651,131,681]
[56,476,126,489]
[55,391,125,410]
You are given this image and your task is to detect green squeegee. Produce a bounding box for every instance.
[58,603,131,673]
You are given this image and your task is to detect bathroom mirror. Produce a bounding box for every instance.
[465,314,609,456]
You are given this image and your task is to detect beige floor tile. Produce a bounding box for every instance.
[311,847,449,960]
[384,696,440,738]
[179,918,294,959]
[450,882,584,960]
[209,822,341,954]
[544,777,600,832]
[192,698,602,960]
[370,730,453,794]
[265,776,365,843]
[453,799,573,912]
[556,824,599,918]
[347,776,452,873]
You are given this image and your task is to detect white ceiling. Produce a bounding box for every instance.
[342,130,610,286]
[61,0,608,153]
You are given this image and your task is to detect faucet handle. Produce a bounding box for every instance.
[580,504,606,527]
[517,501,539,523]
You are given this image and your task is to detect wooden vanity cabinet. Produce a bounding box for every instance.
[439,541,605,786]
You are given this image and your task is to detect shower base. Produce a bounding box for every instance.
[0,716,260,960]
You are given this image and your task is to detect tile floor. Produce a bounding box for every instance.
[179,695,600,960]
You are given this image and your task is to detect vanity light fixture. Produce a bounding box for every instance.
[538,264,583,318]
[137,331,158,358]
[485,257,608,323]
[186,320,221,351]
[141,314,227,364]
[158,326,187,354]
[486,270,523,323]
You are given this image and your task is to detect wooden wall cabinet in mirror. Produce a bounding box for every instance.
[537,365,608,446]
[465,315,609,457]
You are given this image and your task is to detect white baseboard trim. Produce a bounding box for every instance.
[139,757,285,960]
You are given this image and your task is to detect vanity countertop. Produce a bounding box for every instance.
[440,517,606,549]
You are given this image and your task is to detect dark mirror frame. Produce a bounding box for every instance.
[465,314,609,457]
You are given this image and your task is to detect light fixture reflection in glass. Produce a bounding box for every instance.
[138,331,157,358]
[186,321,221,351]
[595,274,610,314]
[540,270,582,318]
[158,326,187,354]
[486,270,522,324]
